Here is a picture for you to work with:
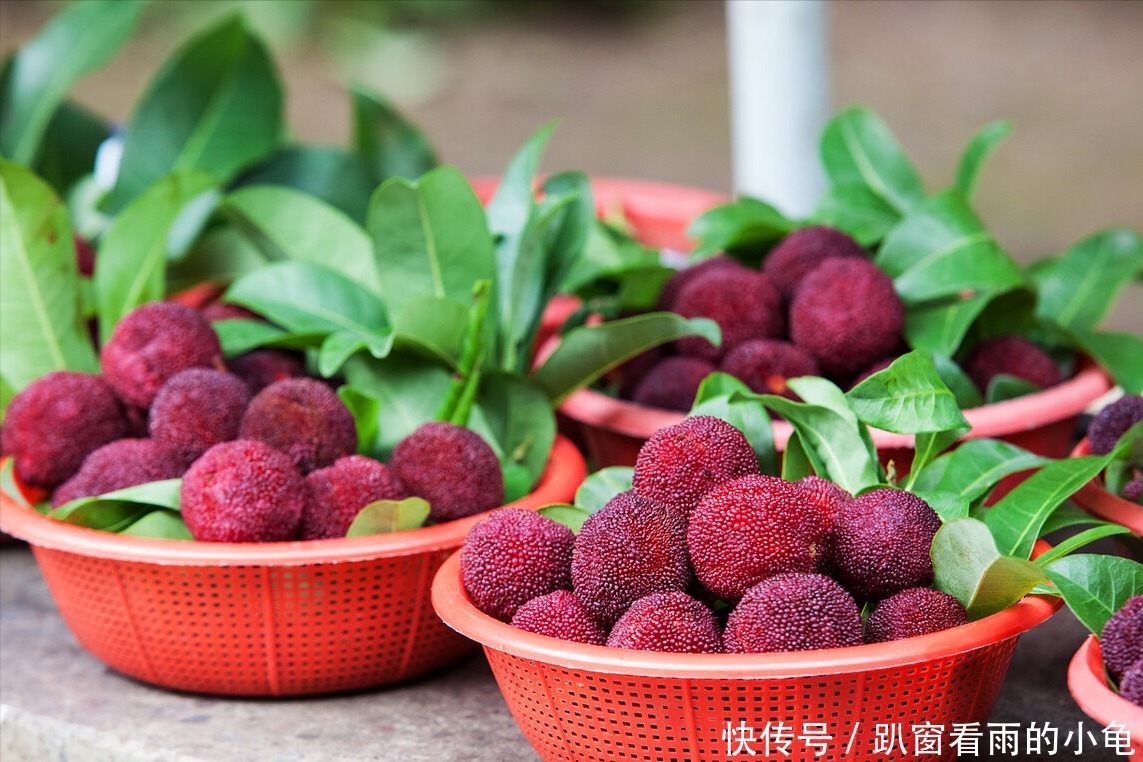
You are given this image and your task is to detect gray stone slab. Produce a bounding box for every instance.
[0,544,1127,761]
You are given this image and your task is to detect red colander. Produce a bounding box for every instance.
[0,435,585,697]
[1068,636,1143,754]
[432,549,1061,762]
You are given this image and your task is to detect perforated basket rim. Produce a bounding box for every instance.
[0,435,585,567]
[1067,636,1143,731]
[1069,438,1143,534]
[431,549,1062,680]
[559,358,1112,448]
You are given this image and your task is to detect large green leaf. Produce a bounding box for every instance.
[1067,327,1143,395]
[391,297,468,369]
[690,373,778,476]
[221,185,379,296]
[574,467,634,514]
[909,438,1051,505]
[846,350,968,434]
[51,478,182,531]
[809,183,899,247]
[34,101,111,194]
[932,517,1049,619]
[225,261,389,341]
[106,16,283,211]
[982,453,1115,560]
[119,510,193,540]
[876,190,1025,306]
[471,372,556,502]
[368,166,497,322]
[350,86,438,182]
[234,146,376,224]
[1032,228,1143,332]
[0,160,98,394]
[342,353,453,459]
[954,120,1011,202]
[819,106,926,215]
[1046,555,1143,636]
[0,0,142,164]
[166,225,268,293]
[96,171,217,344]
[688,197,797,259]
[904,289,1002,357]
[532,313,720,404]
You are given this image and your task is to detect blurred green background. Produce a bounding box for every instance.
[2,0,1139,331]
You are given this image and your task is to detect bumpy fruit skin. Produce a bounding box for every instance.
[606,591,722,653]
[688,474,827,600]
[795,475,852,534]
[763,225,867,298]
[964,335,1063,395]
[101,301,223,409]
[301,455,408,540]
[719,339,820,397]
[1120,658,1143,707]
[657,255,741,312]
[673,267,784,361]
[789,258,904,378]
[631,356,715,412]
[239,378,357,474]
[461,508,575,622]
[180,439,305,543]
[227,350,306,394]
[52,438,186,507]
[826,488,942,601]
[632,415,759,519]
[1101,595,1143,681]
[1,371,126,488]
[389,422,505,524]
[723,573,863,654]
[510,590,607,645]
[1088,395,1143,456]
[148,369,251,466]
[571,492,690,626]
[1123,476,1143,504]
[865,587,968,643]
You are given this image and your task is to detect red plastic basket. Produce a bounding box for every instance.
[432,550,1061,762]
[0,436,585,697]
[1068,636,1143,753]
[1069,437,1143,536]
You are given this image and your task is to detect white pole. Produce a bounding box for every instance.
[726,0,829,218]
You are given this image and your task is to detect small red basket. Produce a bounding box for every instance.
[0,436,586,697]
[1068,636,1143,753]
[432,550,1061,762]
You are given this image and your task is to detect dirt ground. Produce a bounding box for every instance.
[2,0,1140,331]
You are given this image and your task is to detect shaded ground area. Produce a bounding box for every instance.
[2,0,1139,331]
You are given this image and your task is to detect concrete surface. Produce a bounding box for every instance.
[0,543,1129,761]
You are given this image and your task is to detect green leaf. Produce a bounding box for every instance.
[780,432,815,482]
[930,352,984,409]
[913,490,970,522]
[819,106,926,215]
[1068,327,1143,396]
[0,0,142,164]
[983,453,1116,559]
[1032,228,1143,331]
[472,372,557,503]
[688,197,797,259]
[1040,501,1111,536]
[758,395,882,495]
[214,319,323,357]
[810,183,900,247]
[908,427,969,488]
[234,146,375,224]
[317,328,395,377]
[368,165,497,322]
[337,385,385,459]
[51,478,182,530]
[221,185,379,296]
[342,353,452,459]
[932,517,1049,619]
[691,374,778,476]
[846,350,969,434]
[910,438,1052,505]
[574,467,634,514]
[1046,554,1143,635]
[388,297,468,369]
[34,101,110,194]
[167,225,267,293]
[786,376,879,465]
[119,510,193,540]
[346,497,431,536]
[984,374,1042,403]
[532,313,720,404]
[904,289,1002,357]
[225,261,389,341]
[350,85,438,182]
[537,503,592,534]
[1033,524,1134,567]
[954,120,1011,202]
[560,219,662,296]
[0,160,99,391]
[876,190,1025,305]
[96,171,217,344]
[106,16,283,211]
